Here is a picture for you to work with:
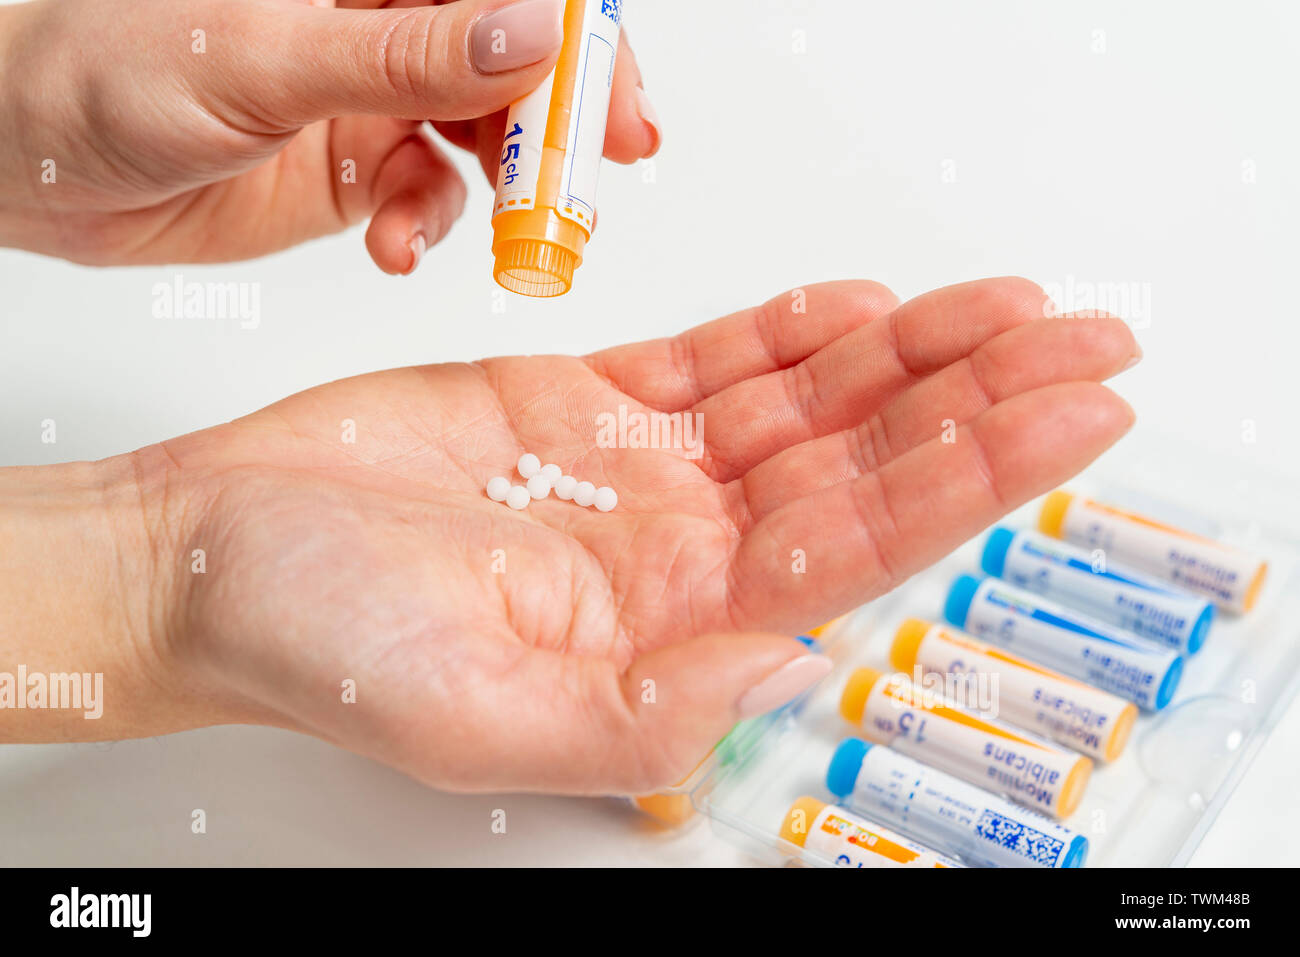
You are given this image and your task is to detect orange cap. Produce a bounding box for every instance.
[1058,756,1094,818]
[778,796,827,848]
[632,793,695,827]
[891,619,932,673]
[1038,490,1075,538]
[490,0,596,297]
[1105,703,1139,763]
[805,615,844,639]
[492,212,587,298]
[840,667,885,724]
[1244,561,1269,613]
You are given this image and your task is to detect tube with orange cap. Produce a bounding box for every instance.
[491,0,623,297]
[891,618,1138,762]
[839,668,1092,819]
[778,796,961,868]
[1038,490,1267,614]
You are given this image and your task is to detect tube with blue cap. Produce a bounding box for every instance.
[945,574,1183,711]
[827,737,1088,868]
[982,526,1214,655]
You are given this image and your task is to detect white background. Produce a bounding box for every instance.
[2,0,1298,866]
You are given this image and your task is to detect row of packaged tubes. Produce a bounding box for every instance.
[777,489,1269,868]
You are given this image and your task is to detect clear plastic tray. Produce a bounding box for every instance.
[692,433,1300,867]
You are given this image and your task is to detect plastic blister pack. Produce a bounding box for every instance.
[691,434,1300,867]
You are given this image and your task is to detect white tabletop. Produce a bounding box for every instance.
[2,0,1298,866]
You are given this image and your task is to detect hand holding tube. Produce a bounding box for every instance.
[0,0,659,273]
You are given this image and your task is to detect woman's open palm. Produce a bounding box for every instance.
[148,277,1138,793]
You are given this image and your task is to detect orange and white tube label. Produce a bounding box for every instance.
[780,797,959,868]
[1040,491,1267,614]
[841,669,1092,819]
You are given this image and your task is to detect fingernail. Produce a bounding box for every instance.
[736,654,833,719]
[405,233,426,275]
[472,0,565,75]
[1121,345,1143,371]
[634,86,662,156]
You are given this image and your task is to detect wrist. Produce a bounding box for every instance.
[0,450,242,741]
[0,1,38,244]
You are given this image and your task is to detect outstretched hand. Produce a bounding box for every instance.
[98,277,1138,794]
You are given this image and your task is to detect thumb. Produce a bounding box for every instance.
[615,634,833,792]
[209,0,566,127]
[489,634,833,795]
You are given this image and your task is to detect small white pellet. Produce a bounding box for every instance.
[540,463,562,483]
[593,486,618,512]
[526,474,552,500]
[517,453,541,478]
[573,481,597,507]
[486,476,511,502]
[506,486,531,510]
[554,475,578,500]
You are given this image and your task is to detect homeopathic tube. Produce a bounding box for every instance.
[826,738,1088,868]
[1039,491,1267,614]
[891,618,1137,762]
[982,526,1214,655]
[491,0,623,296]
[945,574,1184,712]
[779,796,961,868]
[839,668,1092,819]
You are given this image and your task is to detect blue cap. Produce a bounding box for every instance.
[1154,654,1183,711]
[944,574,982,629]
[981,527,1016,578]
[1063,834,1089,868]
[826,738,871,798]
[1186,604,1214,656]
